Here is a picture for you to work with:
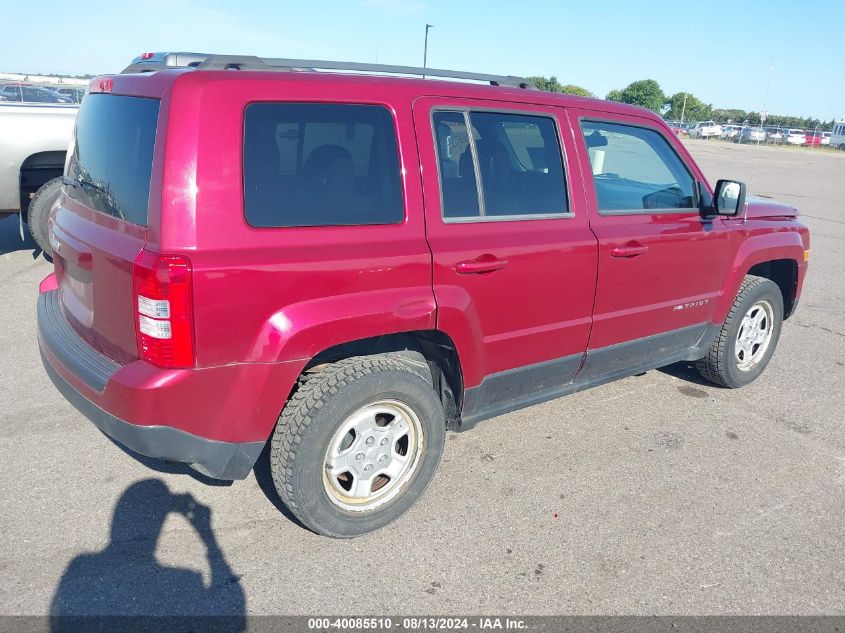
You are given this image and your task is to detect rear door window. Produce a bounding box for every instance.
[580,120,696,214]
[243,103,404,227]
[432,111,480,217]
[432,110,568,220]
[66,94,160,226]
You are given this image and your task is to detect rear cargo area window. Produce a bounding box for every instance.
[243,103,404,227]
[66,94,159,226]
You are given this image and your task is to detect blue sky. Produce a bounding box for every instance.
[2,0,842,121]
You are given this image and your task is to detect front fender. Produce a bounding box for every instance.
[714,228,805,323]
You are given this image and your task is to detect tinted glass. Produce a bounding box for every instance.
[470,112,567,217]
[66,94,160,226]
[243,103,403,227]
[580,120,695,213]
[433,110,567,220]
[432,111,479,218]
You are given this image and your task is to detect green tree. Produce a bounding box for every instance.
[528,76,594,97]
[528,75,565,92]
[605,89,623,102]
[712,108,749,124]
[664,92,712,122]
[558,84,593,97]
[618,79,665,112]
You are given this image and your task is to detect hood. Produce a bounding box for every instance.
[743,196,799,220]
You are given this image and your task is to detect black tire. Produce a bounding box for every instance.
[696,275,783,388]
[270,354,446,538]
[28,177,63,256]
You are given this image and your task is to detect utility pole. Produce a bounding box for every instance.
[679,93,688,126]
[761,58,774,128]
[423,24,434,78]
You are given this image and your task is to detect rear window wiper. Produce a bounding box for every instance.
[62,176,126,220]
[63,175,106,194]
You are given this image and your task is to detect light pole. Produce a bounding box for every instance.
[423,24,434,78]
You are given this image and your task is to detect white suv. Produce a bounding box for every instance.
[784,129,805,145]
[689,121,722,139]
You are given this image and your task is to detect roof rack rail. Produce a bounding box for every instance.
[121,53,536,89]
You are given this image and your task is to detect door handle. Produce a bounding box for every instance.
[611,244,648,258]
[455,256,509,274]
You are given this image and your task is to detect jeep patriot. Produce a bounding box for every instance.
[37,53,810,537]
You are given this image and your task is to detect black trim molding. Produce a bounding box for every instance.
[37,290,119,392]
[459,323,719,430]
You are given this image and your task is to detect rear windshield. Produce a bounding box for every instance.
[66,94,159,226]
[243,103,404,228]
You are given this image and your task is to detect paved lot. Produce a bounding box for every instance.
[0,140,843,617]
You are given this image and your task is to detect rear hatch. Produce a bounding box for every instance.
[52,92,160,364]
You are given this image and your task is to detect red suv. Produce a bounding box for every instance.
[37,53,810,537]
[804,131,822,146]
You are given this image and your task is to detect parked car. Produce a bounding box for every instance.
[37,53,810,538]
[0,96,78,254]
[784,129,806,145]
[663,120,685,136]
[739,126,767,143]
[0,83,73,104]
[688,120,722,138]
[820,131,831,146]
[721,124,742,140]
[804,131,822,146]
[51,86,86,103]
[765,127,784,143]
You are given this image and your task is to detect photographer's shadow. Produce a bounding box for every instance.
[50,478,245,632]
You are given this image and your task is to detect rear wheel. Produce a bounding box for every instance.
[696,275,783,388]
[27,177,62,256]
[270,354,445,538]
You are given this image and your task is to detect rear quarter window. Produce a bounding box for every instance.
[243,103,404,228]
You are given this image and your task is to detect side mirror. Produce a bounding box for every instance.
[712,179,747,216]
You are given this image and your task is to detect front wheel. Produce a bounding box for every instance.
[696,275,783,388]
[270,354,446,538]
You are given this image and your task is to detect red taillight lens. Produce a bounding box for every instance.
[89,77,113,93]
[141,52,154,60]
[133,250,194,368]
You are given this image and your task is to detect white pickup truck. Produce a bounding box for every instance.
[688,120,722,139]
[0,101,78,254]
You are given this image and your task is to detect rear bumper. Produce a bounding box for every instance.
[41,351,263,479]
[37,289,303,480]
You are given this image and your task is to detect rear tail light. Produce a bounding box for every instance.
[133,250,195,368]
